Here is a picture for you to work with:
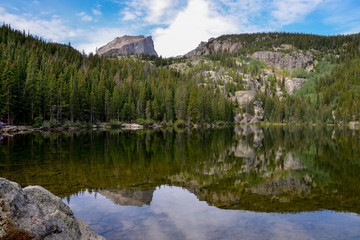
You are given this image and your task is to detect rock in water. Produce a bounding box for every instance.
[0,178,105,240]
[97,35,158,57]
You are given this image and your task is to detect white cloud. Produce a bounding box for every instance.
[270,0,324,26]
[144,0,172,24]
[77,12,93,22]
[153,0,239,57]
[122,0,183,25]
[122,10,137,21]
[92,9,102,16]
[0,6,78,42]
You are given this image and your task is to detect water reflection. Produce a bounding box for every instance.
[68,185,360,240]
[1,126,360,238]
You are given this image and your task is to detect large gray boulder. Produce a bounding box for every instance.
[0,178,105,240]
[97,35,158,57]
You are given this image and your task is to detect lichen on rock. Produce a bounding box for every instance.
[0,178,105,240]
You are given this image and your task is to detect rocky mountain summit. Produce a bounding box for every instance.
[97,35,158,57]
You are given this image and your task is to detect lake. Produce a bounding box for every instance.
[0,126,360,240]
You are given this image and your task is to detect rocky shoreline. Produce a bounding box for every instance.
[0,122,232,136]
[0,178,105,240]
[0,121,358,137]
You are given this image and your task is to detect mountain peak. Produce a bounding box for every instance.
[97,35,157,57]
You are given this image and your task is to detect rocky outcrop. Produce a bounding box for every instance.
[97,35,158,57]
[0,178,104,240]
[234,101,264,123]
[285,77,307,94]
[185,37,242,57]
[184,41,207,57]
[250,51,315,70]
[231,91,264,123]
[231,91,256,105]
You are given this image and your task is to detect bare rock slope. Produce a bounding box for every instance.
[185,37,242,57]
[97,35,158,57]
[0,178,105,240]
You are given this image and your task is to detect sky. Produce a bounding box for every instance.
[0,0,359,57]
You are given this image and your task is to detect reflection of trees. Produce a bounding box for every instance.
[0,126,359,213]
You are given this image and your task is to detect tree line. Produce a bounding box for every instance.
[0,24,233,126]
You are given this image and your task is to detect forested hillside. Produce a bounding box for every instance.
[0,24,233,126]
[0,24,359,126]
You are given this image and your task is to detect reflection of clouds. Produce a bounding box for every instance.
[64,187,360,240]
[150,186,238,240]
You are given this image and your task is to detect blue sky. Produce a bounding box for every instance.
[0,0,359,57]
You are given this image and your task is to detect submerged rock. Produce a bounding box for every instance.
[0,178,105,240]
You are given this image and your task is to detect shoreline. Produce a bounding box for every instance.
[0,122,233,136]
[0,121,359,136]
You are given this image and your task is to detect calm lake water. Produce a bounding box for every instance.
[0,126,360,240]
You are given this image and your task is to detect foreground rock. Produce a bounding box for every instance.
[0,178,105,240]
[97,35,158,57]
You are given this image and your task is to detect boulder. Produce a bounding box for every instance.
[0,178,105,240]
[122,123,144,130]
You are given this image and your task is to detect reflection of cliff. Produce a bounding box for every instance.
[1,126,360,214]
[249,176,310,195]
[168,125,360,213]
[98,188,155,207]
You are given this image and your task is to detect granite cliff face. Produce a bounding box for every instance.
[250,51,315,70]
[97,35,158,57]
[185,37,243,57]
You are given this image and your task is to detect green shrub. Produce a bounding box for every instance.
[41,118,58,128]
[106,120,123,128]
[291,68,310,78]
[174,120,187,128]
[33,115,43,128]
[135,118,145,125]
[143,119,155,126]
[74,120,83,127]
[62,120,72,128]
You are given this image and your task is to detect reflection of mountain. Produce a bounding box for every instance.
[98,188,155,207]
[1,126,360,214]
